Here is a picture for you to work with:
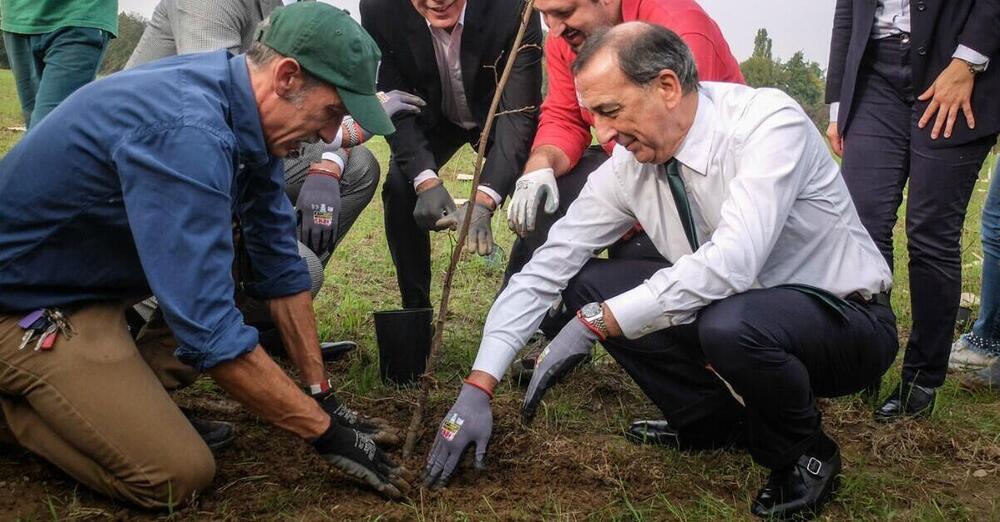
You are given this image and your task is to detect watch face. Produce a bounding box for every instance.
[582,302,602,318]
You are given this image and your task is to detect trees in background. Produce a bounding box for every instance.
[99,12,147,74]
[740,28,828,130]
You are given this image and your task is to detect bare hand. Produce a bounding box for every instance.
[917,59,976,140]
[826,122,843,157]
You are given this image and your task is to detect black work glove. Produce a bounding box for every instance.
[454,201,496,255]
[423,383,492,489]
[313,421,413,499]
[521,318,596,425]
[413,181,458,231]
[296,172,341,257]
[312,388,401,447]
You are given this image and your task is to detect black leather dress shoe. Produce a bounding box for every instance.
[874,382,936,422]
[625,420,681,448]
[751,447,842,520]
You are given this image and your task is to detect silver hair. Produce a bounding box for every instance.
[572,22,699,93]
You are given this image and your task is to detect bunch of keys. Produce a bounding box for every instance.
[17,308,76,351]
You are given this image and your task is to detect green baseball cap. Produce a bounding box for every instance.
[258,2,394,135]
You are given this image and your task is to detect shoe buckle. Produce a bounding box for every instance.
[806,457,822,476]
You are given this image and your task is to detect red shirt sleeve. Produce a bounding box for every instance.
[531,35,595,170]
[632,0,745,84]
[532,0,745,172]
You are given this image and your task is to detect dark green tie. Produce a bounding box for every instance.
[666,159,699,252]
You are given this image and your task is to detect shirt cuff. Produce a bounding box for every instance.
[954,44,990,67]
[243,256,312,300]
[471,334,520,381]
[829,102,840,123]
[321,150,346,172]
[174,316,259,372]
[412,170,438,191]
[477,185,503,206]
[603,283,672,340]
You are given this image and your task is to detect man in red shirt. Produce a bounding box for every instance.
[505,0,743,368]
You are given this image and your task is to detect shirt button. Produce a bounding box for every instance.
[917,46,927,56]
[916,2,926,10]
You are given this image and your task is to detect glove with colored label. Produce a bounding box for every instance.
[521,317,596,425]
[380,90,427,119]
[313,420,412,499]
[312,388,401,447]
[422,383,492,489]
[296,171,341,257]
[413,181,458,231]
[507,168,559,237]
[454,201,495,256]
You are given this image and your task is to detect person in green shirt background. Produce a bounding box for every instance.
[1,0,117,128]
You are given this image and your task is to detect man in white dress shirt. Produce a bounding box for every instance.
[423,23,899,520]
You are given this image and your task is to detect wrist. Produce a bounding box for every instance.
[308,166,342,182]
[305,378,333,396]
[465,370,498,398]
[576,302,609,340]
[474,190,497,210]
[415,177,441,193]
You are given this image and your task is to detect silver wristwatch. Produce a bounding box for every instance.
[959,58,988,75]
[577,302,610,339]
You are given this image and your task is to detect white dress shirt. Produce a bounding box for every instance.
[830,0,989,121]
[411,4,502,204]
[473,82,894,380]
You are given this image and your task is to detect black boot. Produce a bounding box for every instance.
[751,439,842,520]
[874,381,935,422]
[182,409,235,452]
[625,416,747,451]
[625,420,682,448]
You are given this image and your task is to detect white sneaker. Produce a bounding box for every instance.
[948,336,997,372]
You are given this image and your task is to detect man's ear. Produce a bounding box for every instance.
[272,57,304,98]
[657,68,683,109]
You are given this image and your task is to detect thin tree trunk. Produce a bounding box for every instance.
[402,0,537,459]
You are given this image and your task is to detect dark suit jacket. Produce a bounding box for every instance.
[826,0,1000,148]
[360,0,542,199]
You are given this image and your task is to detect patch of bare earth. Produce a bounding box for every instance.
[3,357,1000,520]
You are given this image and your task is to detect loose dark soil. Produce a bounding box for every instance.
[3,356,1000,521]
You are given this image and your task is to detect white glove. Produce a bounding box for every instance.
[507,168,559,237]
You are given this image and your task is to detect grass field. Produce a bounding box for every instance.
[1,68,1000,521]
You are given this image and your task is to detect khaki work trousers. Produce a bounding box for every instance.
[0,301,214,509]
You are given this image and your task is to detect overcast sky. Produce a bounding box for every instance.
[118,0,836,69]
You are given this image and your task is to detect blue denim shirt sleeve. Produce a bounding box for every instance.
[237,160,312,299]
[113,124,259,371]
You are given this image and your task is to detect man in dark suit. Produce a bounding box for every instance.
[826,0,1000,420]
[360,0,542,309]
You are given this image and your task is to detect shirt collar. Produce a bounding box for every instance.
[425,1,467,31]
[227,54,271,168]
[671,89,713,176]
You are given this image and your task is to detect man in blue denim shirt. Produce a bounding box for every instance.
[0,3,411,508]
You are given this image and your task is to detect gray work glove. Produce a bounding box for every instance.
[312,388,401,447]
[454,201,495,255]
[507,168,559,237]
[423,383,492,489]
[313,420,413,499]
[521,318,596,425]
[381,90,426,119]
[414,181,459,231]
[296,171,341,257]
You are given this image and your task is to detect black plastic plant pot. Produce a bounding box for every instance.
[373,308,433,385]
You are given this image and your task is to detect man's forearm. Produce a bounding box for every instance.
[208,346,329,439]
[268,290,325,386]
[524,144,573,177]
